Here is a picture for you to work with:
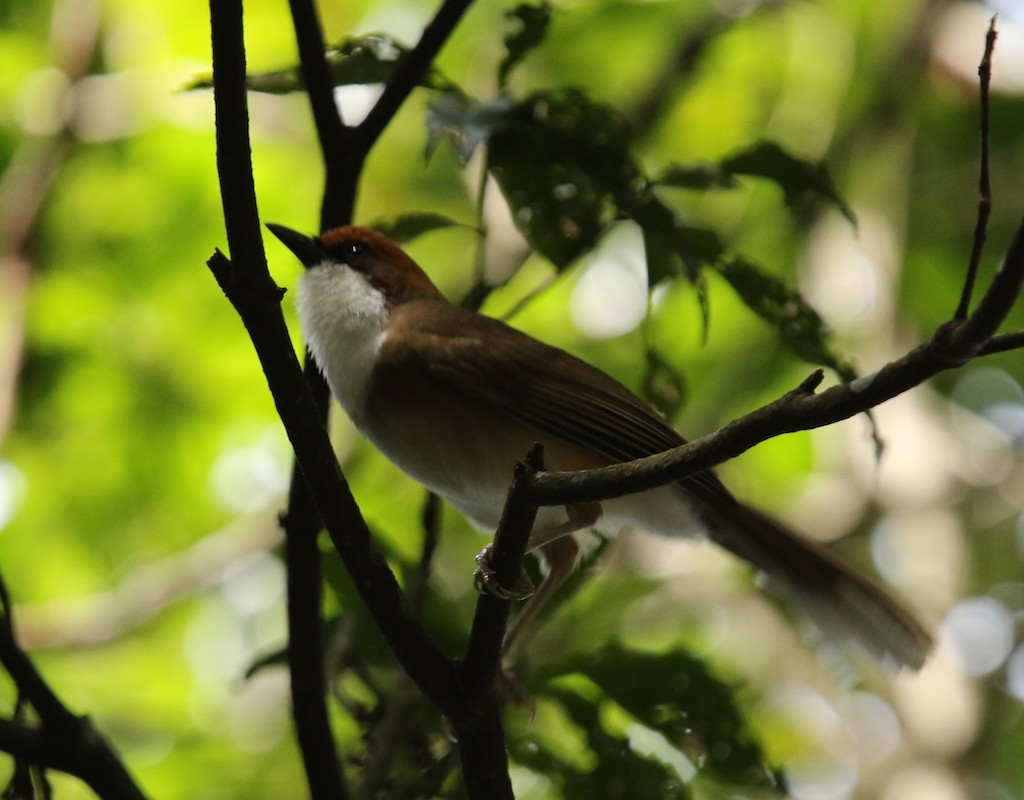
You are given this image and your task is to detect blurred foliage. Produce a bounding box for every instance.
[2,0,1024,798]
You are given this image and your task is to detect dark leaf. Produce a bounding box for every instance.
[642,347,687,418]
[629,195,687,285]
[625,195,720,336]
[627,193,724,285]
[498,1,553,87]
[721,141,855,224]
[486,90,638,268]
[574,643,785,793]
[716,256,856,381]
[656,163,739,190]
[245,644,289,679]
[370,212,469,243]
[510,683,693,799]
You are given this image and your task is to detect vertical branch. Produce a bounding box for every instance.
[287,0,360,227]
[209,1,348,797]
[956,16,998,321]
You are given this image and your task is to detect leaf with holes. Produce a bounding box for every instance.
[486,90,638,268]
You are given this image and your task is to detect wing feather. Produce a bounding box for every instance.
[383,302,734,505]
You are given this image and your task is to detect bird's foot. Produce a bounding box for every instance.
[473,545,534,600]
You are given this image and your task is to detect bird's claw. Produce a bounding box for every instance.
[473,545,534,600]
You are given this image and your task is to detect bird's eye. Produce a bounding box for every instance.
[340,241,367,263]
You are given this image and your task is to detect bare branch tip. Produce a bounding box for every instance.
[525,442,546,470]
[798,369,825,394]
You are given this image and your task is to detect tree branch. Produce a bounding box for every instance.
[522,214,1024,508]
[356,0,474,153]
[0,577,147,800]
[287,0,359,228]
[209,4,350,797]
[461,445,543,703]
[956,16,997,321]
[207,0,460,733]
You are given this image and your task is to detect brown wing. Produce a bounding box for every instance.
[383,300,735,506]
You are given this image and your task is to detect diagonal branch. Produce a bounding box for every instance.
[356,0,475,153]
[523,213,1024,508]
[0,575,147,800]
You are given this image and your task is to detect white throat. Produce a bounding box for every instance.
[296,261,387,422]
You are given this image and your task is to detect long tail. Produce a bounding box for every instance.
[701,501,932,670]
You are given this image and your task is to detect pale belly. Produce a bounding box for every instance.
[360,390,706,545]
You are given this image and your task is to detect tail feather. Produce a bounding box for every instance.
[701,501,932,670]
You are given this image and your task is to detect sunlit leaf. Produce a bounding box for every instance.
[498,1,553,88]
[511,684,693,799]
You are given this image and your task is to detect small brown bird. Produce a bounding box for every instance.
[269,223,932,669]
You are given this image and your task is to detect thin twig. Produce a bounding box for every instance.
[979,329,1024,356]
[956,16,998,321]
[357,0,475,153]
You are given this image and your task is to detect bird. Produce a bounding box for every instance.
[267,222,932,670]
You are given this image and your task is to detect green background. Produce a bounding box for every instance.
[2,0,1024,797]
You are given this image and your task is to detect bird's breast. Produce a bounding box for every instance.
[297,266,388,421]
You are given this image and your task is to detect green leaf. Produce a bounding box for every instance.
[369,212,469,243]
[720,141,855,224]
[486,89,638,268]
[574,644,784,793]
[511,685,693,799]
[498,1,553,88]
[716,257,856,381]
[185,34,450,94]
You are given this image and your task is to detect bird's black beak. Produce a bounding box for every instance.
[266,223,326,269]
